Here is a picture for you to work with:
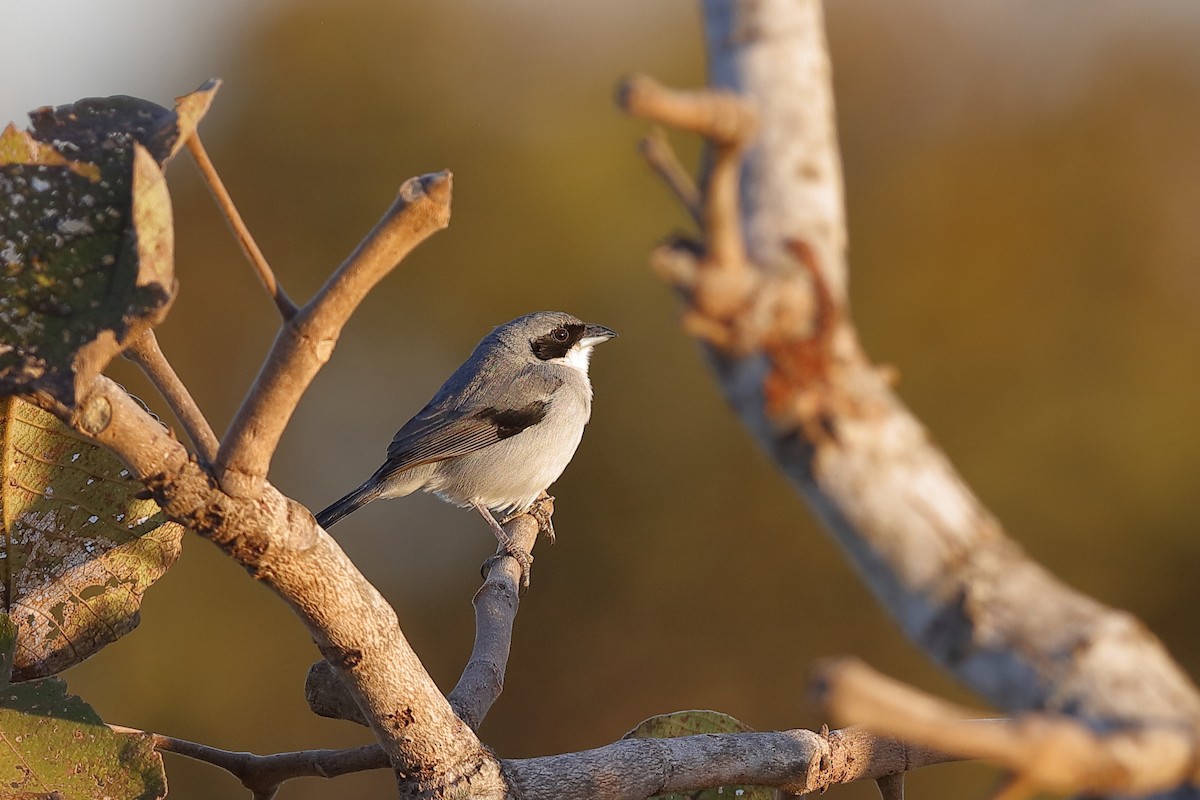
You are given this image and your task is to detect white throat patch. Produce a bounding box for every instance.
[553,343,594,374]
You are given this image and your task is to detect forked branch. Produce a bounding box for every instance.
[214,171,453,498]
[305,505,544,731]
[110,725,387,800]
[124,330,219,462]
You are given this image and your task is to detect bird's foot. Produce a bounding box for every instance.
[502,493,556,545]
[481,543,533,591]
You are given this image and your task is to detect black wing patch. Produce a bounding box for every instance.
[479,401,548,439]
[380,399,551,480]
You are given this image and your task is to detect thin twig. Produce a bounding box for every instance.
[109,725,387,798]
[619,74,756,147]
[186,133,298,320]
[125,331,219,462]
[618,76,756,267]
[448,501,545,728]
[214,171,453,498]
[619,74,759,324]
[638,127,702,226]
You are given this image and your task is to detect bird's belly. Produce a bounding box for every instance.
[427,413,586,515]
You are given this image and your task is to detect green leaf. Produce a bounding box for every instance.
[624,710,781,800]
[0,676,165,799]
[0,396,183,680]
[0,96,179,407]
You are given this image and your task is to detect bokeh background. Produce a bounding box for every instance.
[5,1,1200,797]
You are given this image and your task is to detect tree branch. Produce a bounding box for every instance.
[620,75,756,280]
[448,498,546,729]
[503,725,953,800]
[214,171,452,498]
[124,330,219,462]
[814,658,1200,797]
[110,725,388,800]
[306,503,544,731]
[620,1,1200,797]
[185,133,299,321]
[637,128,702,226]
[114,718,955,800]
[49,373,500,795]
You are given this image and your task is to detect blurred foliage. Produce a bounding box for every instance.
[10,1,1194,798]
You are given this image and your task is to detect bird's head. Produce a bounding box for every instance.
[496,311,618,373]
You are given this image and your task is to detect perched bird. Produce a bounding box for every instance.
[314,311,616,580]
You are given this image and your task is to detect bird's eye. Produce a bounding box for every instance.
[552,327,569,342]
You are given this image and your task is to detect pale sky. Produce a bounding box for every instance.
[5,2,1200,140]
[1,0,278,126]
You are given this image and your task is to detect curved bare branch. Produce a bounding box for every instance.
[214,172,453,498]
[621,2,1200,796]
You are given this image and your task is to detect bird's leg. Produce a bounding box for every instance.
[499,493,556,545]
[472,500,532,589]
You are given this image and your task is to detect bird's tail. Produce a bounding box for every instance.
[314,481,384,529]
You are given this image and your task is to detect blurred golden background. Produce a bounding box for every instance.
[5,1,1200,797]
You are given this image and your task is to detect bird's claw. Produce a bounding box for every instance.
[481,546,532,591]
[522,494,556,544]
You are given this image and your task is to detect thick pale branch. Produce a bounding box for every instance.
[702,0,848,289]
[622,3,1200,798]
[124,330,219,462]
[186,133,298,320]
[215,171,453,498]
[815,659,1200,797]
[504,726,952,800]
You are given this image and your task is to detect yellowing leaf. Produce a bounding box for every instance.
[0,94,180,407]
[0,396,182,680]
[0,124,101,181]
[0,670,166,799]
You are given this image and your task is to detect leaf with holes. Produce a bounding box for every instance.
[0,83,224,407]
[0,396,182,680]
[0,620,165,799]
[624,710,781,800]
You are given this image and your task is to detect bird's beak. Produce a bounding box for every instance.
[581,323,618,347]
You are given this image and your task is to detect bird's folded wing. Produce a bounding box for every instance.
[380,402,549,477]
[380,368,563,477]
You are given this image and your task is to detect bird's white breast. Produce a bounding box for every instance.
[426,370,593,515]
